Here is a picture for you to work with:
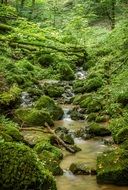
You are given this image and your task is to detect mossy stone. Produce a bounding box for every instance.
[35,95,64,120]
[87,123,111,137]
[97,148,128,185]
[0,141,57,190]
[15,107,54,126]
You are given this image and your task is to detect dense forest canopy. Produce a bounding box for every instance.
[0,0,128,190]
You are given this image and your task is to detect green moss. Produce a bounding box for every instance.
[34,141,63,161]
[0,117,23,142]
[35,95,64,120]
[44,84,64,98]
[15,107,54,126]
[97,148,128,185]
[0,141,57,190]
[38,150,63,176]
[34,141,63,175]
[0,84,21,107]
[109,116,128,143]
[0,131,13,142]
[58,63,75,81]
[87,122,111,136]
[80,95,102,113]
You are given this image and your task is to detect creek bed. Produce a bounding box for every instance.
[55,105,128,190]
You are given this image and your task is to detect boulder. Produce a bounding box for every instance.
[35,95,64,120]
[97,148,128,185]
[14,107,54,126]
[0,141,57,190]
[69,162,96,175]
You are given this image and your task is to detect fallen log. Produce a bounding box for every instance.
[44,122,76,153]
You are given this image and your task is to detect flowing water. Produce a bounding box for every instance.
[55,105,128,190]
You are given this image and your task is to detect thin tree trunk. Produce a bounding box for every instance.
[44,122,76,153]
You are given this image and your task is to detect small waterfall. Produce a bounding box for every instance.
[75,67,86,80]
[20,92,33,107]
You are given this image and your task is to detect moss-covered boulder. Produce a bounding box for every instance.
[87,123,111,137]
[15,107,54,126]
[97,148,128,185]
[58,63,75,81]
[109,117,128,144]
[69,162,96,175]
[73,76,103,93]
[80,95,102,113]
[0,117,23,142]
[43,84,64,98]
[70,109,85,120]
[0,84,21,109]
[34,141,63,175]
[0,141,57,190]
[35,95,64,120]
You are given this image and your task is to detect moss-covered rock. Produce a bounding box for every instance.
[35,95,64,120]
[70,109,85,120]
[0,141,57,190]
[34,141,63,175]
[0,117,23,142]
[58,63,75,81]
[73,76,103,93]
[97,148,128,185]
[80,96,102,113]
[0,84,21,109]
[87,123,111,137]
[15,107,54,126]
[109,117,128,144]
[43,84,64,98]
[69,162,96,175]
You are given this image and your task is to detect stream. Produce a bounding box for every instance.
[55,106,128,190]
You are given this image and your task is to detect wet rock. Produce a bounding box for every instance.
[87,123,111,137]
[69,144,81,153]
[69,162,96,175]
[43,83,64,98]
[14,107,54,126]
[35,95,64,120]
[70,108,85,120]
[55,127,74,145]
[97,148,128,185]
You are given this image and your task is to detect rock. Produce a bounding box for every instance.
[69,144,81,153]
[0,84,21,109]
[0,118,23,142]
[35,95,64,120]
[43,83,64,98]
[0,141,57,190]
[34,141,63,176]
[87,123,111,137]
[55,126,74,145]
[97,148,128,185]
[109,117,128,144]
[14,107,54,126]
[69,162,96,175]
[70,109,85,120]
[58,63,75,81]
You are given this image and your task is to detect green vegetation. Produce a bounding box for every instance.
[35,95,64,120]
[0,0,128,188]
[0,141,57,190]
[97,148,128,185]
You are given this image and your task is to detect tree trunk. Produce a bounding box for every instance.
[44,123,76,153]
